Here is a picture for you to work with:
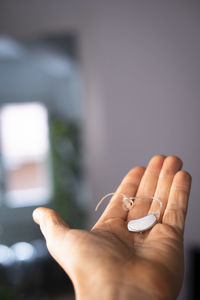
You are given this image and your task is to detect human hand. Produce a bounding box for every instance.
[33,155,191,300]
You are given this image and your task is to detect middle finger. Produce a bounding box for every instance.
[148,156,182,220]
[127,155,165,221]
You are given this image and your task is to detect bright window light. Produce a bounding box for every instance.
[0,244,15,266]
[11,242,36,261]
[0,103,52,207]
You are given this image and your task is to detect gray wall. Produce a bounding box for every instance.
[1,1,200,299]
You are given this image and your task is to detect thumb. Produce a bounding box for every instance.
[32,207,71,271]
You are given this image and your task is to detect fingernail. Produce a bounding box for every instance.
[33,209,42,224]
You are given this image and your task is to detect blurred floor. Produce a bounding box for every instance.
[26,294,75,300]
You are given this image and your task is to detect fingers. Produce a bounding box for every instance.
[148,156,183,219]
[33,207,71,269]
[94,166,145,227]
[127,155,165,221]
[163,170,192,232]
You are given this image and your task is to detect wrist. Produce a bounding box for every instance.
[72,266,177,300]
[73,274,158,300]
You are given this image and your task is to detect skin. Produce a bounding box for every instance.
[33,155,192,300]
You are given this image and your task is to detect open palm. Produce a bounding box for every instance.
[33,155,191,300]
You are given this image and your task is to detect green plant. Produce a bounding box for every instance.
[49,117,85,228]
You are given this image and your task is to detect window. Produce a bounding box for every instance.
[0,102,52,207]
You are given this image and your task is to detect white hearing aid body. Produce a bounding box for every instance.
[127,213,157,232]
[95,193,162,233]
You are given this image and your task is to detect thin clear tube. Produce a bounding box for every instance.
[95,193,162,232]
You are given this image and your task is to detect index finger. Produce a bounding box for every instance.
[94,166,145,226]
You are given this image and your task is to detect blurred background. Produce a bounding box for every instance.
[0,0,200,299]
